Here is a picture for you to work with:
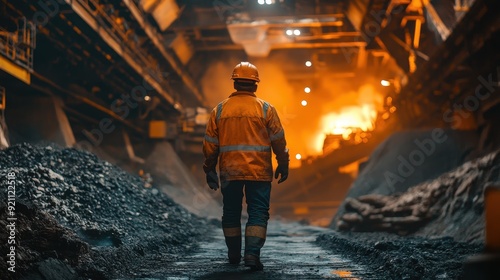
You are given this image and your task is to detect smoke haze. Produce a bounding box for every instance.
[201,56,384,167]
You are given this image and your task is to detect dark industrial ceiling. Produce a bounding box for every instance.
[1,0,493,143]
[1,0,469,106]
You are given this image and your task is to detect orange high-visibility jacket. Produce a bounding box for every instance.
[203,91,289,182]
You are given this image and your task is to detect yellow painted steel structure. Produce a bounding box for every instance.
[0,55,31,84]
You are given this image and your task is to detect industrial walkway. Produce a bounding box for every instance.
[145,221,376,279]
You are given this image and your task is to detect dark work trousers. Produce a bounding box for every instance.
[221,180,271,257]
[221,180,271,228]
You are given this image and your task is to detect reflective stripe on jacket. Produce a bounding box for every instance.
[203,91,289,182]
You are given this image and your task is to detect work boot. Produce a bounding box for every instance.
[223,227,241,264]
[244,254,264,271]
[244,225,266,271]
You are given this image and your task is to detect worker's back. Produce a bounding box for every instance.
[216,91,273,182]
[202,61,289,270]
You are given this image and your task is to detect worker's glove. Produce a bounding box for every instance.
[274,164,289,184]
[206,170,220,191]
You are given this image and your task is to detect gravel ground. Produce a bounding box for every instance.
[0,142,490,279]
[318,146,500,279]
[0,143,209,279]
[143,222,376,280]
[317,231,482,279]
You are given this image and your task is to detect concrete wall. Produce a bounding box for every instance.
[143,141,221,220]
[6,96,75,147]
[0,120,8,148]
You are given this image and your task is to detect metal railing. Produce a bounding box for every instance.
[75,0,166,84]
[0,18,36,71]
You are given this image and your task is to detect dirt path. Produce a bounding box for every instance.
[143,221,378,279]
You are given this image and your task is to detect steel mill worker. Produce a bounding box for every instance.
[202,62,290,271]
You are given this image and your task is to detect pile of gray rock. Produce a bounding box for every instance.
[337,149,499,242]
[0,143,208,279]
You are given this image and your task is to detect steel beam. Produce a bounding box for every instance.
[53,97,77,147]
[171,13,345,31]
[32,72,145,135]
[357,46,367,68]
[196,41,366,51]
[123,129,145,164]
[293,32,362,41]
[123,0,206,107]
[397,0,499,128]
[422,0,451,41]
[0,55,31,84]
[62,0,180,111]
[274,41,366,49]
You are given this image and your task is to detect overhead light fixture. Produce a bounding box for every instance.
[301,100,308,106]
[144,95,151,101]
[381,80,391,87]
[293,29,301,36]
[305,61,312,67]
[286,29,293,36]
[258,0,265,4]
[265,0,272,4]
[304,87,311,93]
[296,153,302,160]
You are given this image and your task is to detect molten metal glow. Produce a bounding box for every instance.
[324,105,377,131]
[314,104,378,152]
